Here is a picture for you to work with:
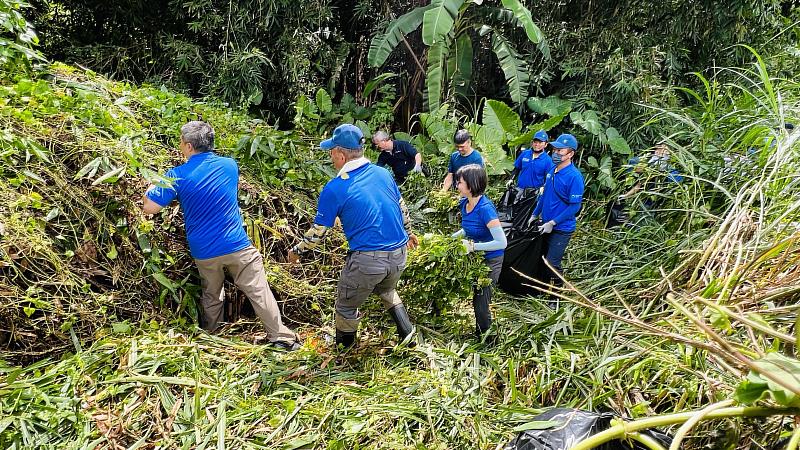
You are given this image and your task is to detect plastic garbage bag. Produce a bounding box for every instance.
[497,228,546,297]
[503,408,672,450]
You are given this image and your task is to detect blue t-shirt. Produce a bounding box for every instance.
[460,196,503,259]
[314,163,408,251]
[514,149,553,189]
[538,163,585,232]
[147,152,251,260]
[447,149,484,176]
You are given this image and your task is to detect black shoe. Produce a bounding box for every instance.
[271,340,301,352]
[388,304,416,347]
[335,329,357,350]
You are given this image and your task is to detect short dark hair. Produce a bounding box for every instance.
[456,164,487,196]
[453,129,471,145]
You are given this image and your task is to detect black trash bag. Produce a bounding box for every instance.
[497,228,547,297]
[503,408,673,450]
[605,198,629,228]
[497,186,518,222]
[510,188,538,237]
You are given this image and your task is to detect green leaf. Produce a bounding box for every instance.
[735,353,800,407]
[362,73,396,98]
[368,6,430,67]
[500,0,543,43]
[570,110,603,136]
[315,89,332,113]
[425,37,452,112]
[92,166,126,185]
[491,33,529,107]
[106,244,118,260]
[482,99,521,137]
[111,322,132,334]
[447,33,473,96]
[606,127,631,155]
[512,420,562,432]
[526,96,572,117]
[152,272,176,293]
[422,0,464,46]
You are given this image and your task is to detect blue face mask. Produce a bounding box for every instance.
[551,151,563,164]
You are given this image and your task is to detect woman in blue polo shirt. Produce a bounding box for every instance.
[450,164,507,338]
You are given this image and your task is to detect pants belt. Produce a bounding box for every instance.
[348,248,405,257]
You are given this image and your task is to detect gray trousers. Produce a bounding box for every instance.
[195,246,298,344]
[335,247,407,333]
[474,255,503,333]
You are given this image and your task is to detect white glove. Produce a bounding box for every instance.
[461,239,474,254]
[528,215,539,226]
[412,164,423,173]
[537,220,555,234]
[505,179,515,188]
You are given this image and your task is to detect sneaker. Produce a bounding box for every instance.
[271,340,301,352]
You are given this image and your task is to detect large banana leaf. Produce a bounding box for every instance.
[446,33,473,97]
[425,34,453,112]
[526,96,572,117]
[491,33,529,107]
[500,0,542,43]
[422,0,465,46]
[368,6,431,67]
[482,99,522,137]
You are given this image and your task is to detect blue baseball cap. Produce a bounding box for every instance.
[550,133,578,151]
[320,124,365,151]
[533,130,548,142]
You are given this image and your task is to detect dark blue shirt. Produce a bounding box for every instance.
[460,196,503,259]
[447,149,484,176]
[376,140,418,183]
[147,152,251,260]
[534,163,584,232]
[514,149,553,189]
[314,163,408,251]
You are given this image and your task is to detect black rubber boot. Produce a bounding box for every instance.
[335,329,356,350]
[388,304,416,346]
[473,286,493,335]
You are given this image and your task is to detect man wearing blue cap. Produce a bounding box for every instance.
[530,133,585,306]
[508,130,552,191]
[287,124,419,349]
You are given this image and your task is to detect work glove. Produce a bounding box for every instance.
[527,214,540,227]
[412,164,423,173]
[461,239,474,254]
[537,220,556,234]
[505,179,516,189]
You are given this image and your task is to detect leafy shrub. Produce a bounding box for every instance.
[398,233,490,318]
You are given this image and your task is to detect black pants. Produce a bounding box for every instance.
[473,255,504,334]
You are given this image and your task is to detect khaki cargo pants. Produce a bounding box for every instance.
[195,246,297,344]
[335,247,407,333]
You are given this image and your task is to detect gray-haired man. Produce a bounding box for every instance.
[142,121,300,350]
[372,130,423,184]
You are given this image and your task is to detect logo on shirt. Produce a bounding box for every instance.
[522,158,530,162]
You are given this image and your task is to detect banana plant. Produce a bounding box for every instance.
[368,0,544,112]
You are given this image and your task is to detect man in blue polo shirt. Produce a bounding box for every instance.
[441,129,484,191]
[509,130,552,190]
[372,130,424,184]
[530,133,585,307]
[142,121,300,350]
[287,124,419,350]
